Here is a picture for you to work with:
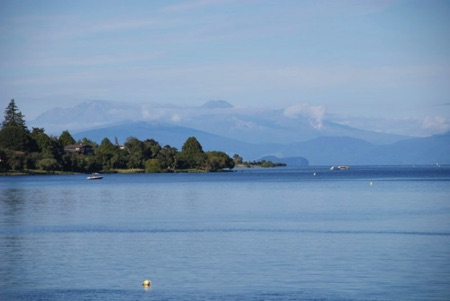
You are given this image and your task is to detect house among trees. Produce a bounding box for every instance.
[64,144,93,155]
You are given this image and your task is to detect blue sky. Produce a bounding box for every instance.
[1,0,449,136]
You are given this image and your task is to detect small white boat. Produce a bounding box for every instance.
[330,165,350,171]
[87,173,103,180]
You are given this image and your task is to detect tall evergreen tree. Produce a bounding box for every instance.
[2,99,27,131]
[0,99,33,151]
[59,130,76,146]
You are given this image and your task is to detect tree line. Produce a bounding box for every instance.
[0,99,235,173]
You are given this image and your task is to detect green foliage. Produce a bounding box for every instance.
[182,136,204,154]
[112,149,129,169]
[156,145,178,170]
[78,137,97,147]
[233,154,243,165]
[98,138,116,153]
[178,137,207,170]
[144,139,161,159]
[240,160,287,168]
[124,137,145,169]
[0,148,11,171]
[1,100,240,174]
[96,138,119,171]
[145,158,163,173]
[0,99,36,152]
[59,154,99,173]
[38,158,60,173]
[8,152,25,171]
[260,160,276,167]
[205,151,234,171]
[25,152,41,170]
[31,128,63,158]
[2,99,27,130]
[30,128,48,150]
[59,130,76,146]
[0,126,29,151]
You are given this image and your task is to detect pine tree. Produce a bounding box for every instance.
[2,99,27,131]
[59,130,76,146]
[0,99,32,151]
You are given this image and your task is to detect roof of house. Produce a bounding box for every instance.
[64,144,92,149]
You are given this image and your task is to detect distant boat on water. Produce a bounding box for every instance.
[330,165,350,170]
[87,173,103,180]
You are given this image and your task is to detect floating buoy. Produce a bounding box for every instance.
[142,279,151,287]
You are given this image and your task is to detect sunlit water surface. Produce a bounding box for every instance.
[1,166,450,301]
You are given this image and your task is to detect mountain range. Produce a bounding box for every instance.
[29,100,450,165]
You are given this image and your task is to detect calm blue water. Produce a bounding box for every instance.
[1,166,450,301]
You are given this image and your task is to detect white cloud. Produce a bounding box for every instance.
[329,114,450,137]
[421,116,450,134]
[283,103,326,129]
[141,105,173,121]
[231,117,261,130]
[170,114,182,123]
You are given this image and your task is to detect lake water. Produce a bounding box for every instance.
[1,166,450,301]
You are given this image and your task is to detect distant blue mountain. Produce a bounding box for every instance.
[382,132,450,164]
[283,136,378,165]
[279,133,450,165]
[72,121,258,158]
[72,121,450,165]
[201,100,233,109]
[30,100,408,145]
[30,100,450,164]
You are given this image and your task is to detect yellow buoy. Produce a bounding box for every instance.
[142,279,151,287]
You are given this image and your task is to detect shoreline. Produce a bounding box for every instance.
[0,168,236,176]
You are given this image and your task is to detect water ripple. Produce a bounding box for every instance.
[1,225,449,237]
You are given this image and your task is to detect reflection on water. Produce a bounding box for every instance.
[1,188,27,225]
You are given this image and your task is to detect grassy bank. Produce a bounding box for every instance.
[0,170,82,176]
[111,169,145,174]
